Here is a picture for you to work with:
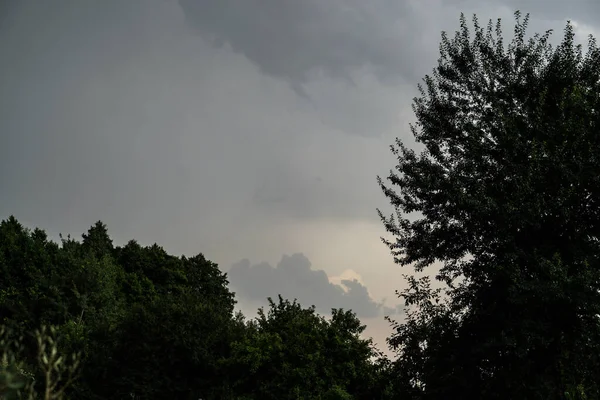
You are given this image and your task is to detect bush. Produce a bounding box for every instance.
[0,325,80,400]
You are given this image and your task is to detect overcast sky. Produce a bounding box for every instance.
[1,0,598,355]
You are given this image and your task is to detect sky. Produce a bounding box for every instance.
[1,0,598,355]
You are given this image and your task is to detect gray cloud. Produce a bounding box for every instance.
[178,0,424,89]
[0,0,401,258]
[176,0,600,137]
[176,0,425,136]
[228,253,402,318]
[178,0,600,90]
[490,0,600,25]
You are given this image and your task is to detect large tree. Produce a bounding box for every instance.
[378,12,600,399]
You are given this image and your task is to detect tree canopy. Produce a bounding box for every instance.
[379,11,600,400]
[0,216,391,399]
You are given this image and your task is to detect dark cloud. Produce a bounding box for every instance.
[176,0,600,138]
[178,0,600,92]
[178,0,424,88]
[177,0,433,138]
[228,253,402,318]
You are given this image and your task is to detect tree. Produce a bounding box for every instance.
[227,297,333,400]
[0,217,241,399]
[81,221,113,260]
[227,296,387,400]
[100,290,236,400]
[378,11,600,399]
[78,237,239,399]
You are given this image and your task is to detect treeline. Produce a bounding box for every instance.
[0,217,395,399]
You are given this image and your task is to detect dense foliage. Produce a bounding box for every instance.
[0,217,391,399]
[379,11,600,400]
[3,10,600,400]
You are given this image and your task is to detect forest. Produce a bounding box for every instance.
[2,11,600,400]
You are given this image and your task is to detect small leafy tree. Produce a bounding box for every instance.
[0,326,33,400]
[0,325,80,400]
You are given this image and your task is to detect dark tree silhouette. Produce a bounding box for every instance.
[379,11,600,399]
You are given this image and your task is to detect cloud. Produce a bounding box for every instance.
[176,0,427,137]
[176,0,600,138]
[177,0,427,89]
[489,0,600,26]
[0,0,409,264]
[228,253,402,318]
[178,0,600,91]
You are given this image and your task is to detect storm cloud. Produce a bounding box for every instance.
[175,0,600,137]
[178,0,422,88]
[178,0,599,90]
[228,253,401,319]
[177,0,429,136]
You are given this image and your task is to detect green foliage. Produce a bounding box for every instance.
[322,385,353,400]
[227,296,389,400]
[378,10,600,399]
[0,324,80,400]
[0,216,239,399]
[0,217,389,399]
[0,325,32,400]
